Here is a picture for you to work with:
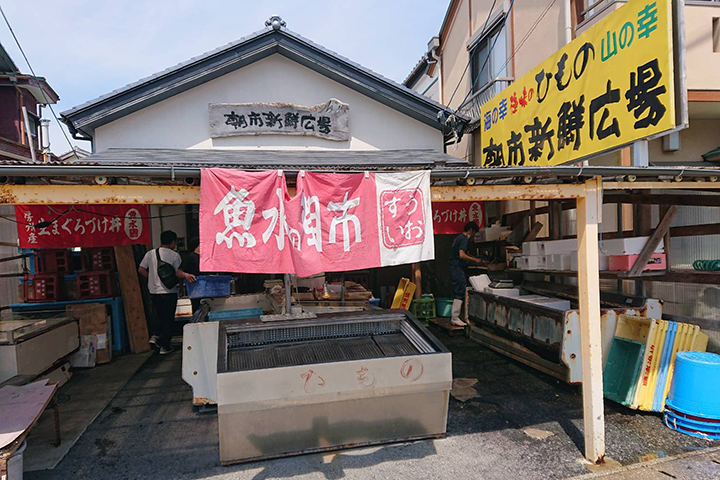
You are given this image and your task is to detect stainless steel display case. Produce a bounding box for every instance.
[215,310,452,464]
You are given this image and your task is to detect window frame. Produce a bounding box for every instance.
[468,15,507,94]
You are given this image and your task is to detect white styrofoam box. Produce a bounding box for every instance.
[469,274,492,292]
[522,241,545,256]
[599,236,664,256]
[521,255,547,270]
[543,238,578,254]
[599,254,609,271]
[548,253,572,270]
[570,252,580,271]
[484,287,520,297]
[570,253,608,271]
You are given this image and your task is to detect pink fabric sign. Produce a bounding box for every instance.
[199,169,434,276]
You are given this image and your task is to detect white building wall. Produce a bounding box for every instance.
[94,55,444,152]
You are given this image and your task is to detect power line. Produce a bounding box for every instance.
[495,0,559,83]
[449,0,558,110]
[0,3,76,156]
[446,0,499,107]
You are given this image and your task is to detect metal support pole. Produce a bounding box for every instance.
[284,273,292,315]
[576,176,606,463]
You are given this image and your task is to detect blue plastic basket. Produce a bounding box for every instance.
[666,351,720,419]
[186,275,231,299]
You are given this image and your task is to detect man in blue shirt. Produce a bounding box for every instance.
[449,222,484,326]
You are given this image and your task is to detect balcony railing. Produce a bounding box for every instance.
[456,77,513,124]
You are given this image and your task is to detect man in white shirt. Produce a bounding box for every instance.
[138,230,196,354]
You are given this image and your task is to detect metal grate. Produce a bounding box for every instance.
[226,333,420,372]
[226,319,402,348]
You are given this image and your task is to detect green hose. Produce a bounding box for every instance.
[693,260,720,271]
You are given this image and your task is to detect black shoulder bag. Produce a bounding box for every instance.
[155,248,179,290]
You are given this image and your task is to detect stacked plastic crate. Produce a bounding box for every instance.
[77,248,118,299]
[26,249,72,302]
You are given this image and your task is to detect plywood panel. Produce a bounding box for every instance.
[114,245,150,353]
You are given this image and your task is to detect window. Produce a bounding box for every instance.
[714,17,720,53]
[26,112,39,140]
[469,20,507,94]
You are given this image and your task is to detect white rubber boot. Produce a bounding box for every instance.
[451,299,466,326]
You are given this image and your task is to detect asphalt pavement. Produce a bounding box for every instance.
[24,332,720,480]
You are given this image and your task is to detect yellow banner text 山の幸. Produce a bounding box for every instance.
[479,0,675,167]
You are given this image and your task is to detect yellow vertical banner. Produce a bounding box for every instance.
[479,0,675,167]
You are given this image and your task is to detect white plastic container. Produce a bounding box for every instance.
[8,440,26,480]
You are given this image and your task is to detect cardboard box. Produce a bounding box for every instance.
[69,335,97,368]
[66,303,112,364]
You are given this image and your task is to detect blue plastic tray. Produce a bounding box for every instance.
[207,307,263,321]
[186,275,231,299]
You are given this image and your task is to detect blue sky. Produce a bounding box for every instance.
[1,1,449,154]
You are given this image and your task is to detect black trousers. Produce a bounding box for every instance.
[450,266,467,300]
[150,293,178,349]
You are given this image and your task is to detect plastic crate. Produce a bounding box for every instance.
[81,248,116,271]
[26,274,64,302]
[34,249,72,274]
[410,297,436,319]
[186,275,232,299]
[77,271,116,299]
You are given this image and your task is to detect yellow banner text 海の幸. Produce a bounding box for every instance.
[479,0,675,167]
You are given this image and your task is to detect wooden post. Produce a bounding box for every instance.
[576,177,605,463]
[412,263,422,299]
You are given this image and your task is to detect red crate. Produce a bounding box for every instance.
[81,248,116,272]
[77,271,117,299]
[26,274,64,302]
[34,249,72,274]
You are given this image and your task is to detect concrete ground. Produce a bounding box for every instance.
[25,332,719,480]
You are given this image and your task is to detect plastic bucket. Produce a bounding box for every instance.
[436,298,453,317]
[186,275,231,299]
[664,412,720,440]
[664,409,720,432]
[8,440,26,480]
[666,351,720,419]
